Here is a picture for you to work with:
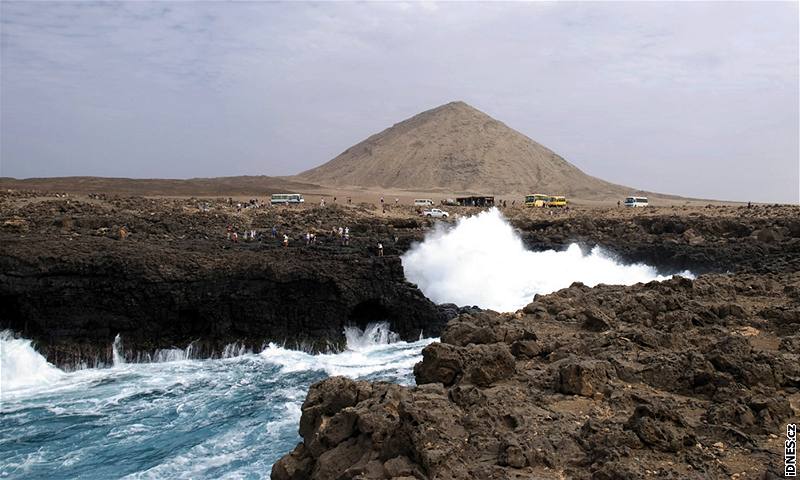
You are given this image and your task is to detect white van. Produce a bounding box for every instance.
[624,196,649,207]
[413,199,434,206]
[271,193,305,205]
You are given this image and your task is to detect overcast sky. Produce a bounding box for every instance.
[1,2,797,202]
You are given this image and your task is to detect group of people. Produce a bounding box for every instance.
[226,224,261,243]
[225,223,356,248]
[317,196,353,206]
[332,226,351,245]
[304,231,318,245]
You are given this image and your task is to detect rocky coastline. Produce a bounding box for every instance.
[2,191,798,367]
[274,271,800,479]
[0,192,452,365]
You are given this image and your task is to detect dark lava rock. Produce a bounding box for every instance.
[278,271,800,479]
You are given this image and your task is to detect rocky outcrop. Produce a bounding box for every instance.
[0,196,448,365]
[512,205,800,274]
[0,244,444,365]
[275,273,800,479]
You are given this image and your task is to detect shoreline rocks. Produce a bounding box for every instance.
[274,273,800,479]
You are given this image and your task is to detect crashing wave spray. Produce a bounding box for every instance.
[0,330,64,393]
[112,334,125,366]
[344,322,400,351]
[260,322,433,378]
[401,208,692,312]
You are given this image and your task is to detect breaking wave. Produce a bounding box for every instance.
[0,331,65,392]
[402,208,692,312]
[0,323,430,478]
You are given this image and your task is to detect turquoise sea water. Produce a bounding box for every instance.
[0,325,433,479]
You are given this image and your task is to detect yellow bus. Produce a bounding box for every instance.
[548,195,567,207]
[524,194,550,207]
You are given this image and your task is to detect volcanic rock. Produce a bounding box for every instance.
[278,272,800,479]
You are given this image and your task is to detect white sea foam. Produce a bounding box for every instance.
[0,330,65,395]
[260,322,434,379]
[402,208,693,312]
[1,323,428,402]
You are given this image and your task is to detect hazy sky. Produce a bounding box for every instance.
[1,2,797,202]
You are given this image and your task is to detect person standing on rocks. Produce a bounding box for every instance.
[271,226,277,238]
[377,242,383,256]
[283,234,289,247]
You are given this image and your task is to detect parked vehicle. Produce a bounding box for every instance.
[271,193,304,205]
[441,198,458,206]
[547,195,567,207]
[421,208,449,218]
[624,196,649,207]
[414,199,434,206]
[524,194,550,207]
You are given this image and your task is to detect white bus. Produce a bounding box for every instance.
[624,196,649,207]
[271,193,304,205]
[413,199,434,206]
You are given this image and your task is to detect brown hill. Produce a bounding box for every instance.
[297,101,635,198]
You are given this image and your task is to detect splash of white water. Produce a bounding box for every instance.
[0,330,64,393]
[344,322,400,351]
[1,323,426,398]
[112,334,125,366]
[401,208,692,312]
[260,322,433,378]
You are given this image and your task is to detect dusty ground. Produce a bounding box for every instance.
[0,174,746,207]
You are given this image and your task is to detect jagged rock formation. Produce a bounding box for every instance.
[297,101,633,198]
[273,273,800,479]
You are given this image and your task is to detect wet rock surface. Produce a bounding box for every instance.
[276,272,800,479]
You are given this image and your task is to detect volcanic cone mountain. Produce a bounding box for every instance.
[298,101,634,198]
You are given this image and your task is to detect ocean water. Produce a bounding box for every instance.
[0,325,434,479]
